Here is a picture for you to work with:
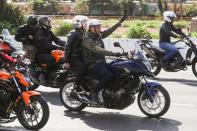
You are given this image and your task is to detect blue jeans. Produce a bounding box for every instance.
[159,42,178,62]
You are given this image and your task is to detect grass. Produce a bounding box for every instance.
[52,19,193,39]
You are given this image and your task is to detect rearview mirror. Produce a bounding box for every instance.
[113,42,125,53]
[114,42,121,47]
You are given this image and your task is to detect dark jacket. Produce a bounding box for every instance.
[82,21,121,66]
[64,28,85,63]
[34,26,63,55]
[15,24,35,46]
[159,21,184,43]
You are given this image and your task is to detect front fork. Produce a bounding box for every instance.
[140,76,160,103]
[13,76,40,111]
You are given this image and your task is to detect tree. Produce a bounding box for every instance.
[157,0,163,15]
[111,0,133,8]
[111,0,134,15]
[0,0,7,13]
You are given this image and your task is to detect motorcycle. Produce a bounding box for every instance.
[0,54,49,130]
[138,35,197,76]
[0,29,40,89]
[60,42,170,118]
[29,49,69,88]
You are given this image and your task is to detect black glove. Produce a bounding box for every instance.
[113,52,122,57]
[119,8,128,23]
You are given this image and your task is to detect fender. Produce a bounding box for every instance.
[16,91,40,106]
[144,82,161,88]
[189,46,197,63]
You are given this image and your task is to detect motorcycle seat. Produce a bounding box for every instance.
[151,45,166,53]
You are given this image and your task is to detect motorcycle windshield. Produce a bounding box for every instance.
[2,29,16,50]
[190,37,197,46]
[132,43,152,71]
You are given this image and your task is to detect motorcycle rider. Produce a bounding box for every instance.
[64,15,89,87]
[82,13,127,104]
[34,15,66,85]
[159,11,185,65]
[15,14,38,60]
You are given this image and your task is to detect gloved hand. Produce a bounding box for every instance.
[177,35,184,39]
[28,35,34,40]
[112,52,122,57]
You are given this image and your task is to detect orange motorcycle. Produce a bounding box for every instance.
[29,50,70,88]
[0,56,49,130]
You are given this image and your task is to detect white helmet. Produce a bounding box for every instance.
[163,11,176,22]
[72,15,89,28]
[87,19,102,30]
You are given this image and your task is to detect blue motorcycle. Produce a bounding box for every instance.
[60,42,170,118]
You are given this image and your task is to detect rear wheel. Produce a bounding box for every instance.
[60,79,86,111]
[150,60,161,76]
[17,96,49,130]
[192,57,197,77]
[137,86,170,118]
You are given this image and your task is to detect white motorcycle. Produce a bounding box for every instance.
[137,35,197,77]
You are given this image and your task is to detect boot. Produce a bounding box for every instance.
[88,91,100,105]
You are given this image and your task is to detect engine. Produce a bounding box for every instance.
[102,75,139,109]
[102,89,135,110]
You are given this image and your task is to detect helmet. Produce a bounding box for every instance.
[27,14,38,27]
[72,15,89,29]
[163,11,176,23]
[87,19,102,30]
[38,15,52,29]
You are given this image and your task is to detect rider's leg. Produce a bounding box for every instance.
[159,42,178,62]
[70,57,88,91]
[36,54,56,84]
[88,62,113,104]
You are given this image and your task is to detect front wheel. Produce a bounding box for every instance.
[137,86,170,118]
[60,79,86,111]
[17,96,49,130]
[192,57,197,77]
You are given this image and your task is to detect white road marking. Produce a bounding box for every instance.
[172,103,196,107]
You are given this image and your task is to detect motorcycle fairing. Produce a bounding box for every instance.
[111,60,152,76]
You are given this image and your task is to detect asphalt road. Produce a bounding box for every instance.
[0,68,197,131]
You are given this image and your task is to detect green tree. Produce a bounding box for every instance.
[111,0,133,7]
[157,0,163,15]
[0,0,7,13]
[111,0,134,15]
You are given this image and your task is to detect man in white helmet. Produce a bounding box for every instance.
[159,11,185,65]
[64,15,89,86]
[81,11,128,104]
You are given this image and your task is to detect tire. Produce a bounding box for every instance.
[60,79,86,111]
[151,60,161,76]
[137,85,170,118]
[192,57,197,78]
[17,96,49,130]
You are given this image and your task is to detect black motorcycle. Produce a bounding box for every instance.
[60,42,170,118]
[138,35,197,77]
[29,50,70,88]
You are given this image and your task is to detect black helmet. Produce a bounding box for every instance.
[38,16,52,29]
[27,15,38,27]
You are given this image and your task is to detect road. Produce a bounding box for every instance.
[0,69,197,131]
